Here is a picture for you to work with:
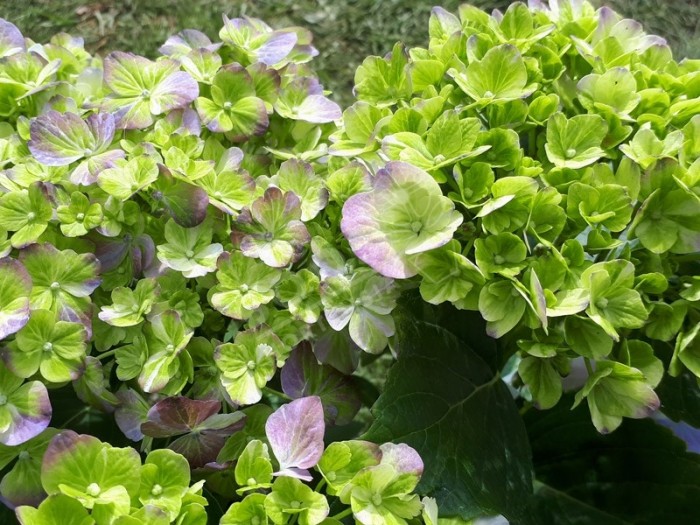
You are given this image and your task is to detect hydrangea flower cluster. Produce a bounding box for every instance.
[0,0,698,523]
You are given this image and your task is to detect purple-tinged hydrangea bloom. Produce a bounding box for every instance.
[159,29,222,57]
[265,396,325,481]
[341,161,463,279]
[102,52,199,129]
[0,18,25,58]
[0,363,51,446]
[28,110,124,185]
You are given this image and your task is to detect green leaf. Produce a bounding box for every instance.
[0,183,53,248]
[545,113,608,169]
[354,42,411,107]
[10,309,87,383]
[220,493,267,525]
[519,356,562,410]
[573,361,660,434]
[234,439,273,493]
[525,398,700,524]
[449,44,536,103]
[16,493,95,525]
[98,156,159,201]
[317,440,381,495]
[264,476,329,525]
[364,300,532,521]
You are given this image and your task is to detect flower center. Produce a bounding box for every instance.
[18,451,29,460]
[166,344,175,352]
[223,101,233,110]
[42,342,53,352]
[240,284,249,293]
[247,477,257,486]
[86,483,101,497]
[141,89,150,98]
[371,494,383,507]
[83,148,93,157]
[246,360,256,371]
[50,281,61,290]
[185,249,195,258]
[483,90,494,98]
[290,500,302,509]
[410,220,423,234]
[251,518,261,525]
[596,297,609,309]
[26,212,36,221]
[565,148,577,159]
[255,343,272,353]
[494,255,505,265]
[151,484,163,496]
[325,471,336,481]
[76,212,85,221]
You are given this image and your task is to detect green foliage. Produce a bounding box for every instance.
[0,2,699,525]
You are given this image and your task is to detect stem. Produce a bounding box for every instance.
[528,127,537,158]
[263,387,292,401]
[96,349,117,360]
[331,508,354,521]
[584,358,594,376]
[289,515,298,525]
[61,407,89,429]
[315,479,326,493]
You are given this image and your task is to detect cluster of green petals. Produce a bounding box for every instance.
[336,0,700,433]
[0,1,698,524]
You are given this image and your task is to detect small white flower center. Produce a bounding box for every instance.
[166,344,175,352]
[43,342,53,352]
[596,298,609,309]
[246,360,256,371]
[256,343,272,354]
[371,494,383,507]
[410,220,423,234]
[223,101,233,110]
[86,483,101,497]
[290,500,302,509]
[151,484,163,496]
[50,281,61,290]
[483,90,494,98]
[26,212,36,221]
[565,148,577,159]
[76,212,85,221]
[185,249,195,258]
[247,477,256,486]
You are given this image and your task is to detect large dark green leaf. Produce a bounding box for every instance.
[364,297,532,521]
[525,397,700,524]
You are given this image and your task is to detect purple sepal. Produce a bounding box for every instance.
[265,396,325,476]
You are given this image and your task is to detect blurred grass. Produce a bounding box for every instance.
[1,0,698,104]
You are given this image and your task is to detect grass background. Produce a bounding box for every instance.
[1,0,698,104]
